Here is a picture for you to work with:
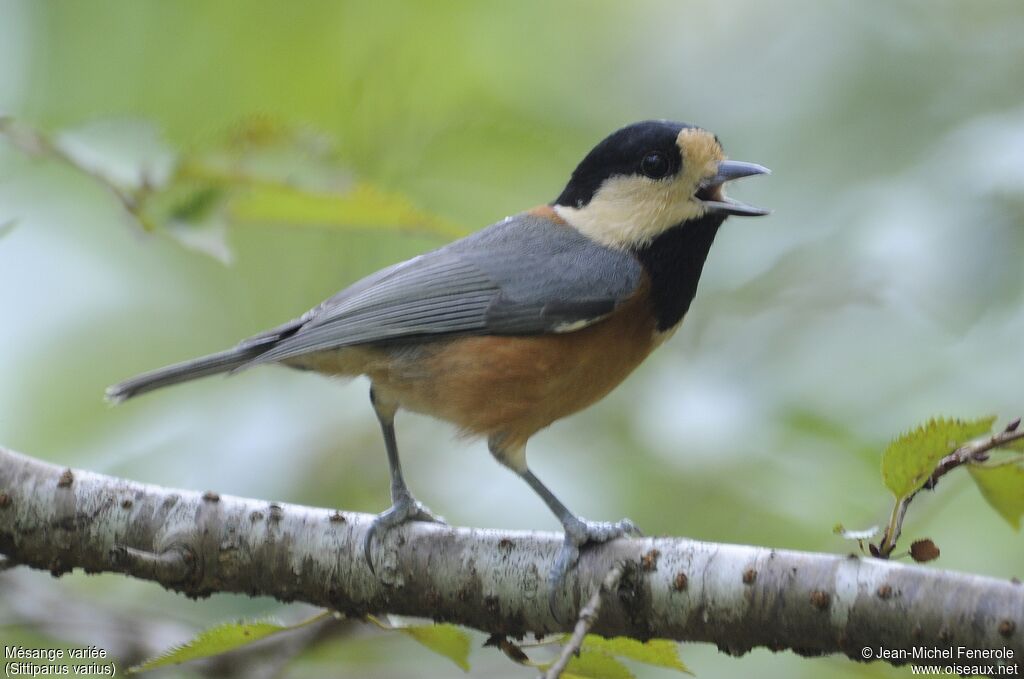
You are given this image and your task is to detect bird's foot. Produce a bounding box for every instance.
[363,492,445,573]
[547,517,642,617]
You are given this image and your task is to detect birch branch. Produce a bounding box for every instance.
[0,445,1020,671]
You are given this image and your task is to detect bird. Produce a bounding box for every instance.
[107,119,769,595]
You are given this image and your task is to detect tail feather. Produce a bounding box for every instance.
[105,345,266,403]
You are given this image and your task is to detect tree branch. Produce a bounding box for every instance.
[1,446,1020,671]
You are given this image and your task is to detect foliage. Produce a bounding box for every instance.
[130,613,693,678]
[559,636,691,677]
[841,416,1024,560]
[550,651,633,679]
[880,416,995,500]
[0,117,462,264]
[969,461,1024,530]
[128,613,331,673]
[369,616,472,672]
[484,633,690,679]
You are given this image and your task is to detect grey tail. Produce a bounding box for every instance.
[105,345,267,403]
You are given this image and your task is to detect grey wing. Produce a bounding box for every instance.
[245,213,643,366]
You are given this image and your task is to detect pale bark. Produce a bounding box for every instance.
[1,446,1020,671]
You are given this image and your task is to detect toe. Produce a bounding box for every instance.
[362,524,378,573]
[551,541,582,583]
[363,497,445,574]
[410,503,446,525]
[618,518,642,537]
[547,539,582,619]
[565,517,642,547]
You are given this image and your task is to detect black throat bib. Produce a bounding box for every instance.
[632,213,727,331]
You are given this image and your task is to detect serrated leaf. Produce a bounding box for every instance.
[138,180,233,263]
[128,618,294,673]
[569,636,690,674]
[881,416,996,499]
[228,182,463,237]
[969,461,1024,529]
[397,623,471,672]
[832,524,880,542]
[547,650,634,679]
[3,117,463,258]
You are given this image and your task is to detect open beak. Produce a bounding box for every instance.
[697,160,771,217]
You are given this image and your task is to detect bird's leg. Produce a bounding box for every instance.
[488,438,641,598]
[519,469,640,580]
[363,387,444,571]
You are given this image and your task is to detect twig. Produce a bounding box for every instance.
[543,563,626,679]
[0,119,154,230]
[877,421,1024,558]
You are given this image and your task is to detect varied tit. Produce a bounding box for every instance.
[107,120,769,594]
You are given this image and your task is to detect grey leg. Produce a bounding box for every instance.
[363,387,444,571]
[488,437,641,605]
[519,468,640,580]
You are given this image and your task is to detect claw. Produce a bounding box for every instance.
[546,517,641,619]
[362,493,445,574]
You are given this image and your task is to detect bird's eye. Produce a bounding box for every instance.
[640,152,670,179]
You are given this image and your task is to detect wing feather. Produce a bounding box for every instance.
[244,213,642,366]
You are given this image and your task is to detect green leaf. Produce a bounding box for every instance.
[228,182,464,238]
[573,636,690,674]
[969,461,1024,529]
[2,117,463,261]
[142,181,233,263]
[168,184,225,223]
[128,618,299,673]
[881,416,996,499]
[549,650,634,679]
[397,623,472,672]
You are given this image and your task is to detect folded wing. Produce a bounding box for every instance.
[245,213,643,366]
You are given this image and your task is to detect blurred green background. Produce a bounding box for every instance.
[1,1,1023,677]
